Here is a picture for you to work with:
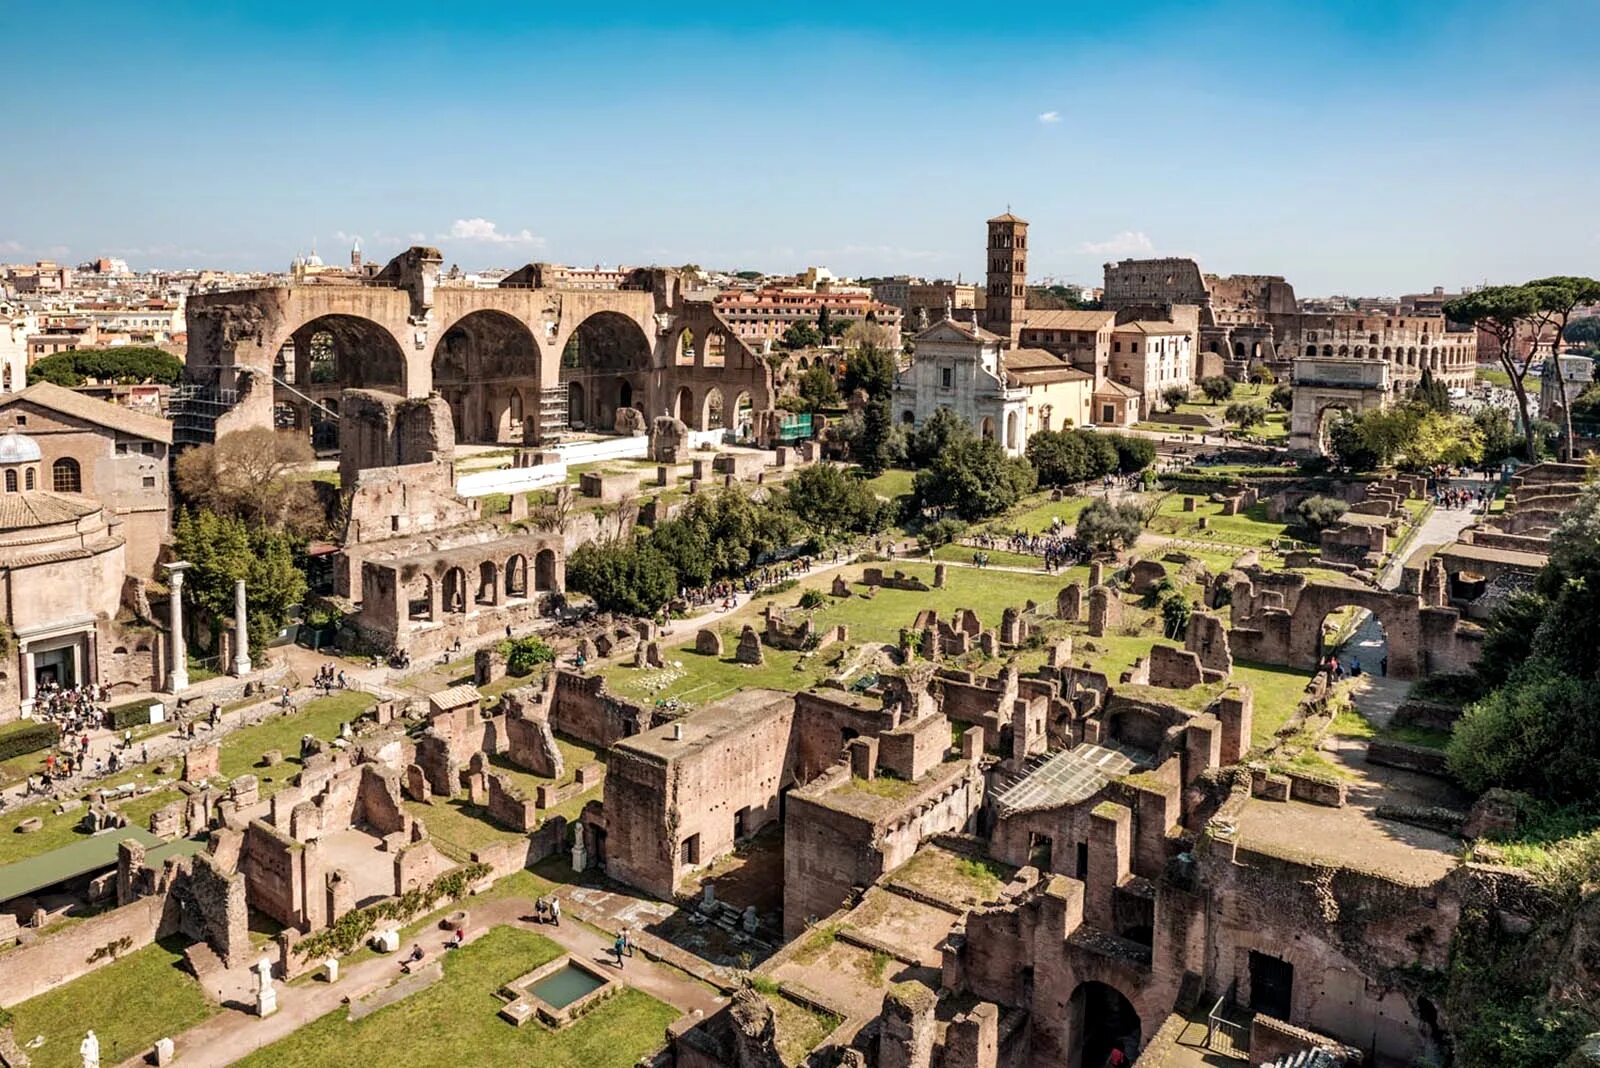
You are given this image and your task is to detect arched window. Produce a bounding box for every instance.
[4,470,15,492]
[24,468,34,490]
[53,457,81,493]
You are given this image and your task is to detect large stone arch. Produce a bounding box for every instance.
[1067,980,1142,1068]
[286,314,408,395]
[1228,572,1482,680]
[559,310,654,431]
[431,309,542,444]
[1288,357,1391,455]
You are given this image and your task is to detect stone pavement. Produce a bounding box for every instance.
[122,894,725,1068]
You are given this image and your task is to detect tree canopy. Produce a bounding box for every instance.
[175,427,322,534]
[28,346,183,387]
[172,509,306,656]
[912,437,1036,521]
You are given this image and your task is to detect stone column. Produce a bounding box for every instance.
[20,644,35,717]
[231,578,252,677]
[166,561,190,694]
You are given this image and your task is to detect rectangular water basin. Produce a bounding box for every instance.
[499,955,617,1027]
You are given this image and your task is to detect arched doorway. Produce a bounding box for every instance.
[1314,403,1353,455]
[432,310,541,445]
[505,554,528,599]
[1005,410,1021,451]
[732,391,754,439]
[1319,605,1389,677]
[1068,982,1141,1068]
[535,548,559,592]
[980,416,996,442]
[674,386,696,427]
[408,575,434,622]
[560,311,654,432]
[476,561,498,606]
[286,315,406,394]
[442,568,468,615]
[703,388,725,431]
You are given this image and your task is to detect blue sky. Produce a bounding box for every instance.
[2,1,1596,294]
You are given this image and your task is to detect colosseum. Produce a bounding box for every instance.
[1103,258,1475,390]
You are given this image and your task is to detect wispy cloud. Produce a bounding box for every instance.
[442,218,544,246]
[1037,111,1061,124]
[1077,231,1155,256]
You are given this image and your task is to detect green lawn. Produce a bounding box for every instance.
[1146,494,1302,549]
[930,544,1044,569]
[864,468,915,499]
[1233,660,1318,748]
[1476,366,1512,388]
[603,562,1073,708]
[998,492,1095,534]
[235,927,678,1068]
[2,938,216,1068]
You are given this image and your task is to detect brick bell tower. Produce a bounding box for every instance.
[984,211,1028,340]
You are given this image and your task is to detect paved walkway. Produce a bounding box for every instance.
[127,895,724,1068]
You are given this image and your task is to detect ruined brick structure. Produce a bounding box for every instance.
[1227,567,1482,679]
[181,247,775,449]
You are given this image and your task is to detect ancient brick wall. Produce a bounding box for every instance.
[0,892,176,1005]
[550,670,651,747]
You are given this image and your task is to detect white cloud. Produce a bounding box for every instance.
[1077,231,1155,256]
[442,218,544,246]
[1037,111,1061,124]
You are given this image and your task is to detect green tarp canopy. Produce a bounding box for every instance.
[0,826,162,904]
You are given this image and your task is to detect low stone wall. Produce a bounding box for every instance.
[1367,739,1452,778]
[0,892,176,1005]
[1285,770,1346,807]
[1392,698,1462,733]
[471,817,568,881]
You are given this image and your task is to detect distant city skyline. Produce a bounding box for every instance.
[3,0,1596,294]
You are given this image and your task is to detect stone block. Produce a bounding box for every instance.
[184,743,221,783]
[735,625,764,665]
[695,628,723,656]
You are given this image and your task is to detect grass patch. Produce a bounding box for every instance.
[762,991,840,1065]
[792,922,841,964]
[238,927,676,1068]
[864,468,915,499]
[4,937,215,1068]
[218,691,378,797]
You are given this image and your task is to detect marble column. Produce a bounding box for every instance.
[231,578,252,676]
[166,562,190,694]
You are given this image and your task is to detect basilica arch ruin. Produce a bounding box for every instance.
[182,247,775,449]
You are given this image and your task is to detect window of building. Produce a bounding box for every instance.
[24,468,34,490]
[4,470,14,492]
[940,367,953,389]
[142,476,156,488]
[52,458,81,493]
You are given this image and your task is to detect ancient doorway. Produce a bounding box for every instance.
[1249,950,1294,1020]
[534,549,558,592]
[1068,981,1141,1068]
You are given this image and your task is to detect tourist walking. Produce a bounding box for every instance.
[613,934,626,968]
[549,897,560,927]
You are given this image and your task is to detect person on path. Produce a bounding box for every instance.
[1380,656,1389,677]
[613,934,626,968]
[549,897,561,927]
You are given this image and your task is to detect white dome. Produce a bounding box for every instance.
[0,430,41,464]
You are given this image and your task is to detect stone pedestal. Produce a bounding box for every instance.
[254,957,277,1017]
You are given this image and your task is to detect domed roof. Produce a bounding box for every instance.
[0,430,41,464]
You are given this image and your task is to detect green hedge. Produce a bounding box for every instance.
[0,720,60,762]
[106,698,158,731]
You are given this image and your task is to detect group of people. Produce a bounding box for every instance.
[32,681,108,737]
[1322,653,1387,680]
[1432,484,1489,511]
[310,662,350,695]
[678,556,819,611]
[963,518,1087,574]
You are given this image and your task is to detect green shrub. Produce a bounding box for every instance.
[0,720,59,762]
[1295,495,1349,533]
[107,699,158,731]
[500,636,554,677]
[798,589,826,610]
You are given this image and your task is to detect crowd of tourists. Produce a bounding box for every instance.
[963,516,1087,573]
[678,556,818,610]
[32,681,107,737]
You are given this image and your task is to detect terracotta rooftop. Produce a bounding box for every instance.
[0,381,172,443]
[1018,309,1115,332]
[0,491,98,531]
[1113,320,1190,335]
